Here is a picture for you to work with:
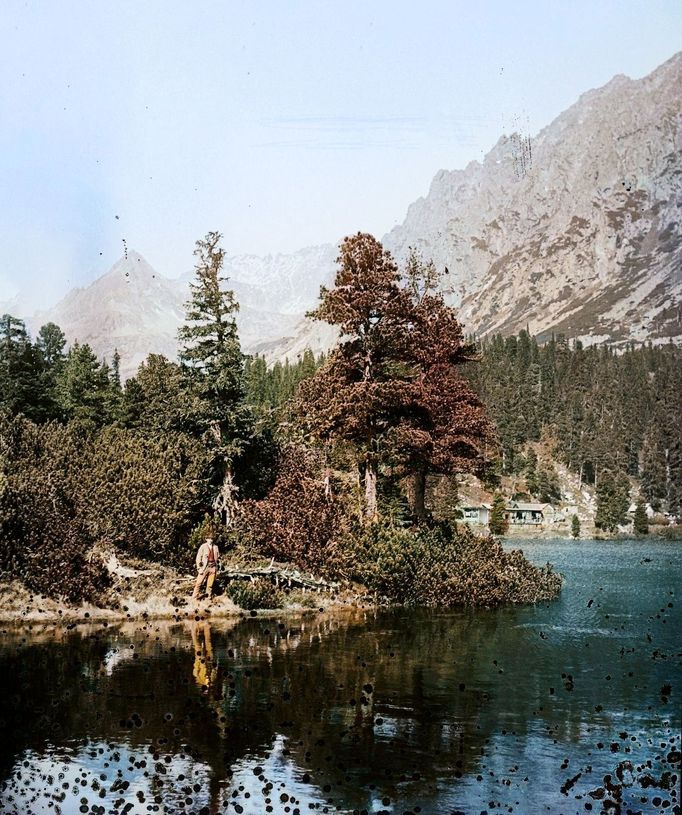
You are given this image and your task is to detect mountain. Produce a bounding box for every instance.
[22,53,682,374]
[382,52,682,344]
[29,247,337,380]
[31,252,185,380]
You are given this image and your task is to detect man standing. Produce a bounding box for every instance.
[192,536,220,602]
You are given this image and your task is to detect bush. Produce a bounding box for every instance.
[226,578,284,610]
[239,445,349,576]
[76,426,211,568]
[0,416,212,601]
[346,521,561,607]
[0,418,110,603]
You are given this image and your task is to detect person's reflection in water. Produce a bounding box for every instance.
[190,620,228,814]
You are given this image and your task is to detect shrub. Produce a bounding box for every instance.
[76,426,211,568]
[226,578,284,610]
[239,445,349,576]
[0,418,110,603]
[346,521,561,607]
[0,416,211,601]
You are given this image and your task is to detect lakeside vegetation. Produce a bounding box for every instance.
[1,231,679,610]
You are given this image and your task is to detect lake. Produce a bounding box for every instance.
[0,539,679,815]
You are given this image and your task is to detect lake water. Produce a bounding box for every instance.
[0,539,679,815]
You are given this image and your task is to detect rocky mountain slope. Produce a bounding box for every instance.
[383,51,682,344]
[29,247,336,380]
[19,52,682,375]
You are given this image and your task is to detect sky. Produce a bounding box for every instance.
[1,0,681,310]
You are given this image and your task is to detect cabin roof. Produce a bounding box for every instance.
[507,501,552,511]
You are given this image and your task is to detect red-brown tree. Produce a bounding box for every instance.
[297,234,493,522]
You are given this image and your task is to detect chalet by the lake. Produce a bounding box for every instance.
[461,500,557,526]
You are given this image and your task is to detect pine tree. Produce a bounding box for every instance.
[297,236,491,522]
[34,322,67,420]
[297,233,405,520]
[55,343,113,427]
[120,354,195,435]
[595,469,630,532]
[0,314,53,421]
[489,492,508,535]
[633,499,649,535]
[178,231,252,524]
[571,514,580,539]
[525,449,539,496]
[111,349,122,390]
[35,322,67,370]
[537,464,561,504]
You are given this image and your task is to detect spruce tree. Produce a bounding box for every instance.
[595,469,630,532]
[538,464,561,504]
[489,492,509,535]
[178,231,252,524]
[571,514,580,539]
[120,354,194,435]
[55,343,113,427]
[0,314,60,421]
[35,322,67,371]
[633,499,649,535]
[525,450,539,496]
[111,349,122,390]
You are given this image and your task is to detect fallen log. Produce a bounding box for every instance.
[176,564,340,593]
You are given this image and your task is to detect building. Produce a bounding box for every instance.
[461,504,492,525]
[505,501,555,525]
[460,500,556,526]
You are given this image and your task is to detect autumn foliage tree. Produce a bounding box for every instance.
[297,234,492,523]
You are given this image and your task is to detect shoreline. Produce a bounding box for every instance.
[0,578,360,627]
[4,534,677,627]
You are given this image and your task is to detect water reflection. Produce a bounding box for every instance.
[0,540,680,814]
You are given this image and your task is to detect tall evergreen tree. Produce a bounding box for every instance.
[571,514,580,539]
[55,343,113,427]
[298,236,491,522]
[0,314,47,420]
[178,231,252,524]
[595,469,630,532]
[489,492,508,535]
[525,449,539,496]
[633,499,649,535]
[35,322,67,371]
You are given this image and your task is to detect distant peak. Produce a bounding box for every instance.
[105,250,158,278]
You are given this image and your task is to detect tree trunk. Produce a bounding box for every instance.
[364,459,378,522]
[213,464,238,527]
[412,468,427,522]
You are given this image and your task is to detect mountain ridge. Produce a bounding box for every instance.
[13,52,682,377]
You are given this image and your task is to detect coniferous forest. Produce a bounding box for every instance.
[0,231,679,609]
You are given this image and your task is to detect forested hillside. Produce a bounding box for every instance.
[468,334,682,515]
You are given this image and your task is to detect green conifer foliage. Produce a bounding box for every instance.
[178,231,244,416]
[525,450,539,496]
[595,469,630,532]
[537,464,562,503]
[633,499,649,535]
[571,514,580,539]
[489,492,509,535]
[178,231,253,524]
[54,342,113,427]
[0,314,49,421]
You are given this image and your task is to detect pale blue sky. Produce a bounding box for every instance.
[1,0,680,309]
